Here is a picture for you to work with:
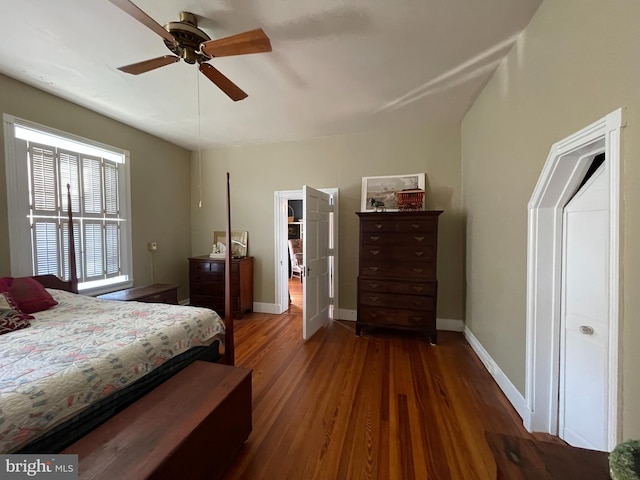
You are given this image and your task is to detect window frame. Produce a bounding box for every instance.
[3,114,133,295]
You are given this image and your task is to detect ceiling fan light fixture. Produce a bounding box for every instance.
[181,48,199,64]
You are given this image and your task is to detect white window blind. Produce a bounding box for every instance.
[4,115,133,294]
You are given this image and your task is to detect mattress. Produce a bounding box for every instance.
[0,289,225,453]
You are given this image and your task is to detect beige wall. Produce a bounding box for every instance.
[0,74,193,299]
[462,0,640,439]
[191,124,465,318]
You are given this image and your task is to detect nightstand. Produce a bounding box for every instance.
[97,283,179,304]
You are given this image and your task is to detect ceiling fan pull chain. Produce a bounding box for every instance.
[197,68,203,208]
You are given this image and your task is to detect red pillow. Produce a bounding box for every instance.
[10,277,58,314]
[0,276,13,292]
[0,291,33,335]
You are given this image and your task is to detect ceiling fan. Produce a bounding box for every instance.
[108,0,272,101]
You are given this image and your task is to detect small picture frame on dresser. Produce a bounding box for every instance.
[212,230,248,257]
[361,173,425,212]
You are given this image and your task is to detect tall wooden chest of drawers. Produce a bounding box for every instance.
[188,256,254,317]
[356,211,442,343]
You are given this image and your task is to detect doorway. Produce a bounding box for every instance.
[287,199,304,311]
[274,188,339,337]
[525,108,623,451]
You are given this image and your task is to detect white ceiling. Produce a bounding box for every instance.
[0,0,541,150]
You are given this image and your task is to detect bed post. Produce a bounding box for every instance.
[67,184,79,294]
[224,172,235,365]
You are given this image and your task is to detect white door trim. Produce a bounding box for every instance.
[525,108,624,450]
[273,188,339,315]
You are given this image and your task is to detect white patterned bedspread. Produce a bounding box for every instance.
[0,289,225,453]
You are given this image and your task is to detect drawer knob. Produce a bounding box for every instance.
[370,235,380,241]
[376,224,383,229]
[413,251,424,257]
[369,266,379,272]
[414,236,425,242]
[412,286,424,292]
[411,223,420,229]
[411,316,423,322]
[370,313,378,318]
[412,300,424,306]
[412,268,424,273]
[368,283,379,289]
[369,296,379,302]
[370,250,380,256]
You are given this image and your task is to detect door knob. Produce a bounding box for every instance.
[579,325,594,335]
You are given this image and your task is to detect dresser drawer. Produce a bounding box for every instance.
[360,245,436,262]
[359,291,435,311]
[359,278,436,296]
[359,262,435,280]
[361,231,437,247]
[395,217,437,233]
[190,261,240,275]
[360,217,437,234]
[190,294,240,312]
[189,270,240,284]
[358,306,435,328]
[190,282,240,296]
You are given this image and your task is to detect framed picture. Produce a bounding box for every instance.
[288,224,301,239]
[212,230,248,257]
[361,173,425,212]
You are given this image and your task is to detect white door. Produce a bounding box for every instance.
[560,163,609,451]
[302,186,332,339]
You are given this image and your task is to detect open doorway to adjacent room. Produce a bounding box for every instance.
[274,188,339,340]
[287,199,304,311]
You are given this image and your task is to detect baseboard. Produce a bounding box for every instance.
[179,299,189,306]
[253,302,282,314]
[335,309,357,321]
[219,302,464,335]
[464,326,530,424]
[437,318,464,332]
[334,312,463,330]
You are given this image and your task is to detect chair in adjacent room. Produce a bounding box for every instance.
[288,240,303,282]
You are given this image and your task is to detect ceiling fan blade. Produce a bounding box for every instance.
[118,55,180,75]
[200,28,272,58]
[108,0,177,45]
[199,63,248,101]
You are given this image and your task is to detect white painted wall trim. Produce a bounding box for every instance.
[338,311,464,332]
[253,302,282,314]
[437,318,464,332]
[336,309,357,321]
[465,326,531,425]
[525,108,624,449]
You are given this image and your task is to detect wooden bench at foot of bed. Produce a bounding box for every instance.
[63,361,252,480]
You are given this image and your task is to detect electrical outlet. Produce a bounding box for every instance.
[147,242,157,251]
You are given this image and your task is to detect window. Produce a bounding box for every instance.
[4,115,133,294]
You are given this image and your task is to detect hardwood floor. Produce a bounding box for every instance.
[223,304,560,480]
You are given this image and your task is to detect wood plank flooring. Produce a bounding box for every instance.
[222,295,558,480]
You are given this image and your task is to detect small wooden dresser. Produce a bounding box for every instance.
[189,256,254,317]
[356,211,442,343]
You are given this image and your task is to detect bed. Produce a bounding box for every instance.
[0,174,238,454]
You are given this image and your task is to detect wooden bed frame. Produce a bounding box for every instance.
[12,174,251,470]
[34,173,236,365]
